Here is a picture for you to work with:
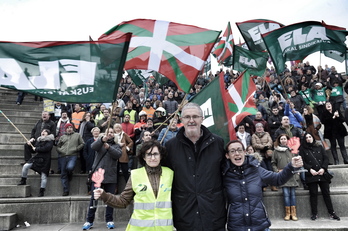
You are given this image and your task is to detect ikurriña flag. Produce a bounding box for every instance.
[221,70,257,140]
[0,34,131,103]
[212,22,234,66]
[236,19,284,52]
[262,21,348,74]
[99,19,221,93]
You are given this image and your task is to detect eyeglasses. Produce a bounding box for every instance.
[181,115,202,121]
[228,148,244,155]
[145,152,160,158]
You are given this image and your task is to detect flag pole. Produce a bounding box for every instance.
[0,110,34,148]
[159,95,188,144]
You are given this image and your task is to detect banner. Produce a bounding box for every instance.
[262,21,348,74]
[0,34,131,103]
[233,45,268,76]
[236,19,284,51]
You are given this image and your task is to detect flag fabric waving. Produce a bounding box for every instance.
[262,21,348,74]
[99,19,221,93]
[221,70,258,140]
[190,75,230,144]
[0,34,131,103]
[212,22,234,66]
[236,19,284,52]
[233,45,268,76]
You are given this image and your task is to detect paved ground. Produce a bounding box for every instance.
[11,221,128,231]
[10,217,348,231]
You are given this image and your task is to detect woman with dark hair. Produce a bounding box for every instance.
[223,140,303,231]
[321,101,348,165]
[272,134,299,221]
[93,140,174,230]
[299,132,340,221]
[18,128,55,197]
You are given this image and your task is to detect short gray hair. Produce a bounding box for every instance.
[182,102,203,116]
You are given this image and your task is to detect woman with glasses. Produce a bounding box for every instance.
[223,140,303,231]
[93,140,174,231]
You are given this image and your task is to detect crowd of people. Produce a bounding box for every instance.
[16,61,346,230]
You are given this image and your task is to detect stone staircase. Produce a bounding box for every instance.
[0,87,348,230]
[0,88,130,230]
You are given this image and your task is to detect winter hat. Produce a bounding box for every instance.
[64,123,73,130]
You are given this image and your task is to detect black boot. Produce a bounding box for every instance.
[38,188,45,197]
[17,177,27,185]
[341,152,348,164]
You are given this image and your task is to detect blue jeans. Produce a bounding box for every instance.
[282,187,296,207]
[22,163,47,188]
[59,155,77,192]
[87,183,117,223]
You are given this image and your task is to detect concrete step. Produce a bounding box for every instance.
[0,196,133,225]
[0,185,31,198]
[0,107,43,116]
[0,134,31,144]
[0,123,36,133]
[0,171,127,197]
[0,116,41,125]
[0,103,43,110]
[263,187,348,221]
[269,217,348,231]
[0,213,17,231]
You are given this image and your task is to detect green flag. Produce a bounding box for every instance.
[236,19,284,52]
[262,21,348,74]
[127,69,150,86]
[0,34,131,103]
[190,76,229,144]
[322,50,345,62]
[233,45,268,76]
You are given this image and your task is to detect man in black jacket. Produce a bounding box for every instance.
[164,102,226,231]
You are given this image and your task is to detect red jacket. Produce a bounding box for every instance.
[122,122,135,139]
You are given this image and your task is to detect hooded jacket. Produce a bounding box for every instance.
[29,134,55,176]
[223,155,296,231]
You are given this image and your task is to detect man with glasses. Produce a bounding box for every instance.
[164,102,226,231]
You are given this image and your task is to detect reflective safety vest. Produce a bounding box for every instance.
[124,110,137,124]
[71,111,85,130]
[127,167,173,231]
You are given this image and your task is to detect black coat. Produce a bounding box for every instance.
[29,134,54,176]
[165,125,226,231]
[222,156,295,231]
[299,143,330,184]
[321,109,347,139]
[91,137,122,184]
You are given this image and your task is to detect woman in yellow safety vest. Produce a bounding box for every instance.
[94,140,173,231]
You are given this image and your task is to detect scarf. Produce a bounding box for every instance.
[237,131,247,148]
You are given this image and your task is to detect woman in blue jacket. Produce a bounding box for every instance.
[223,140,303,231]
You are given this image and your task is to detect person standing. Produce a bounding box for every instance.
[223,140,303,231]
[56,123,85,196]
[93,140,174,231]
[299,132,340,221]
[18,129,55,197]
[71,104,85,131]
[23,111,56,164]
[164,102,226,231]
[82,127,122,230]
[272,134,299,221]
[321,101,348,165]
[113,123,133,182]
